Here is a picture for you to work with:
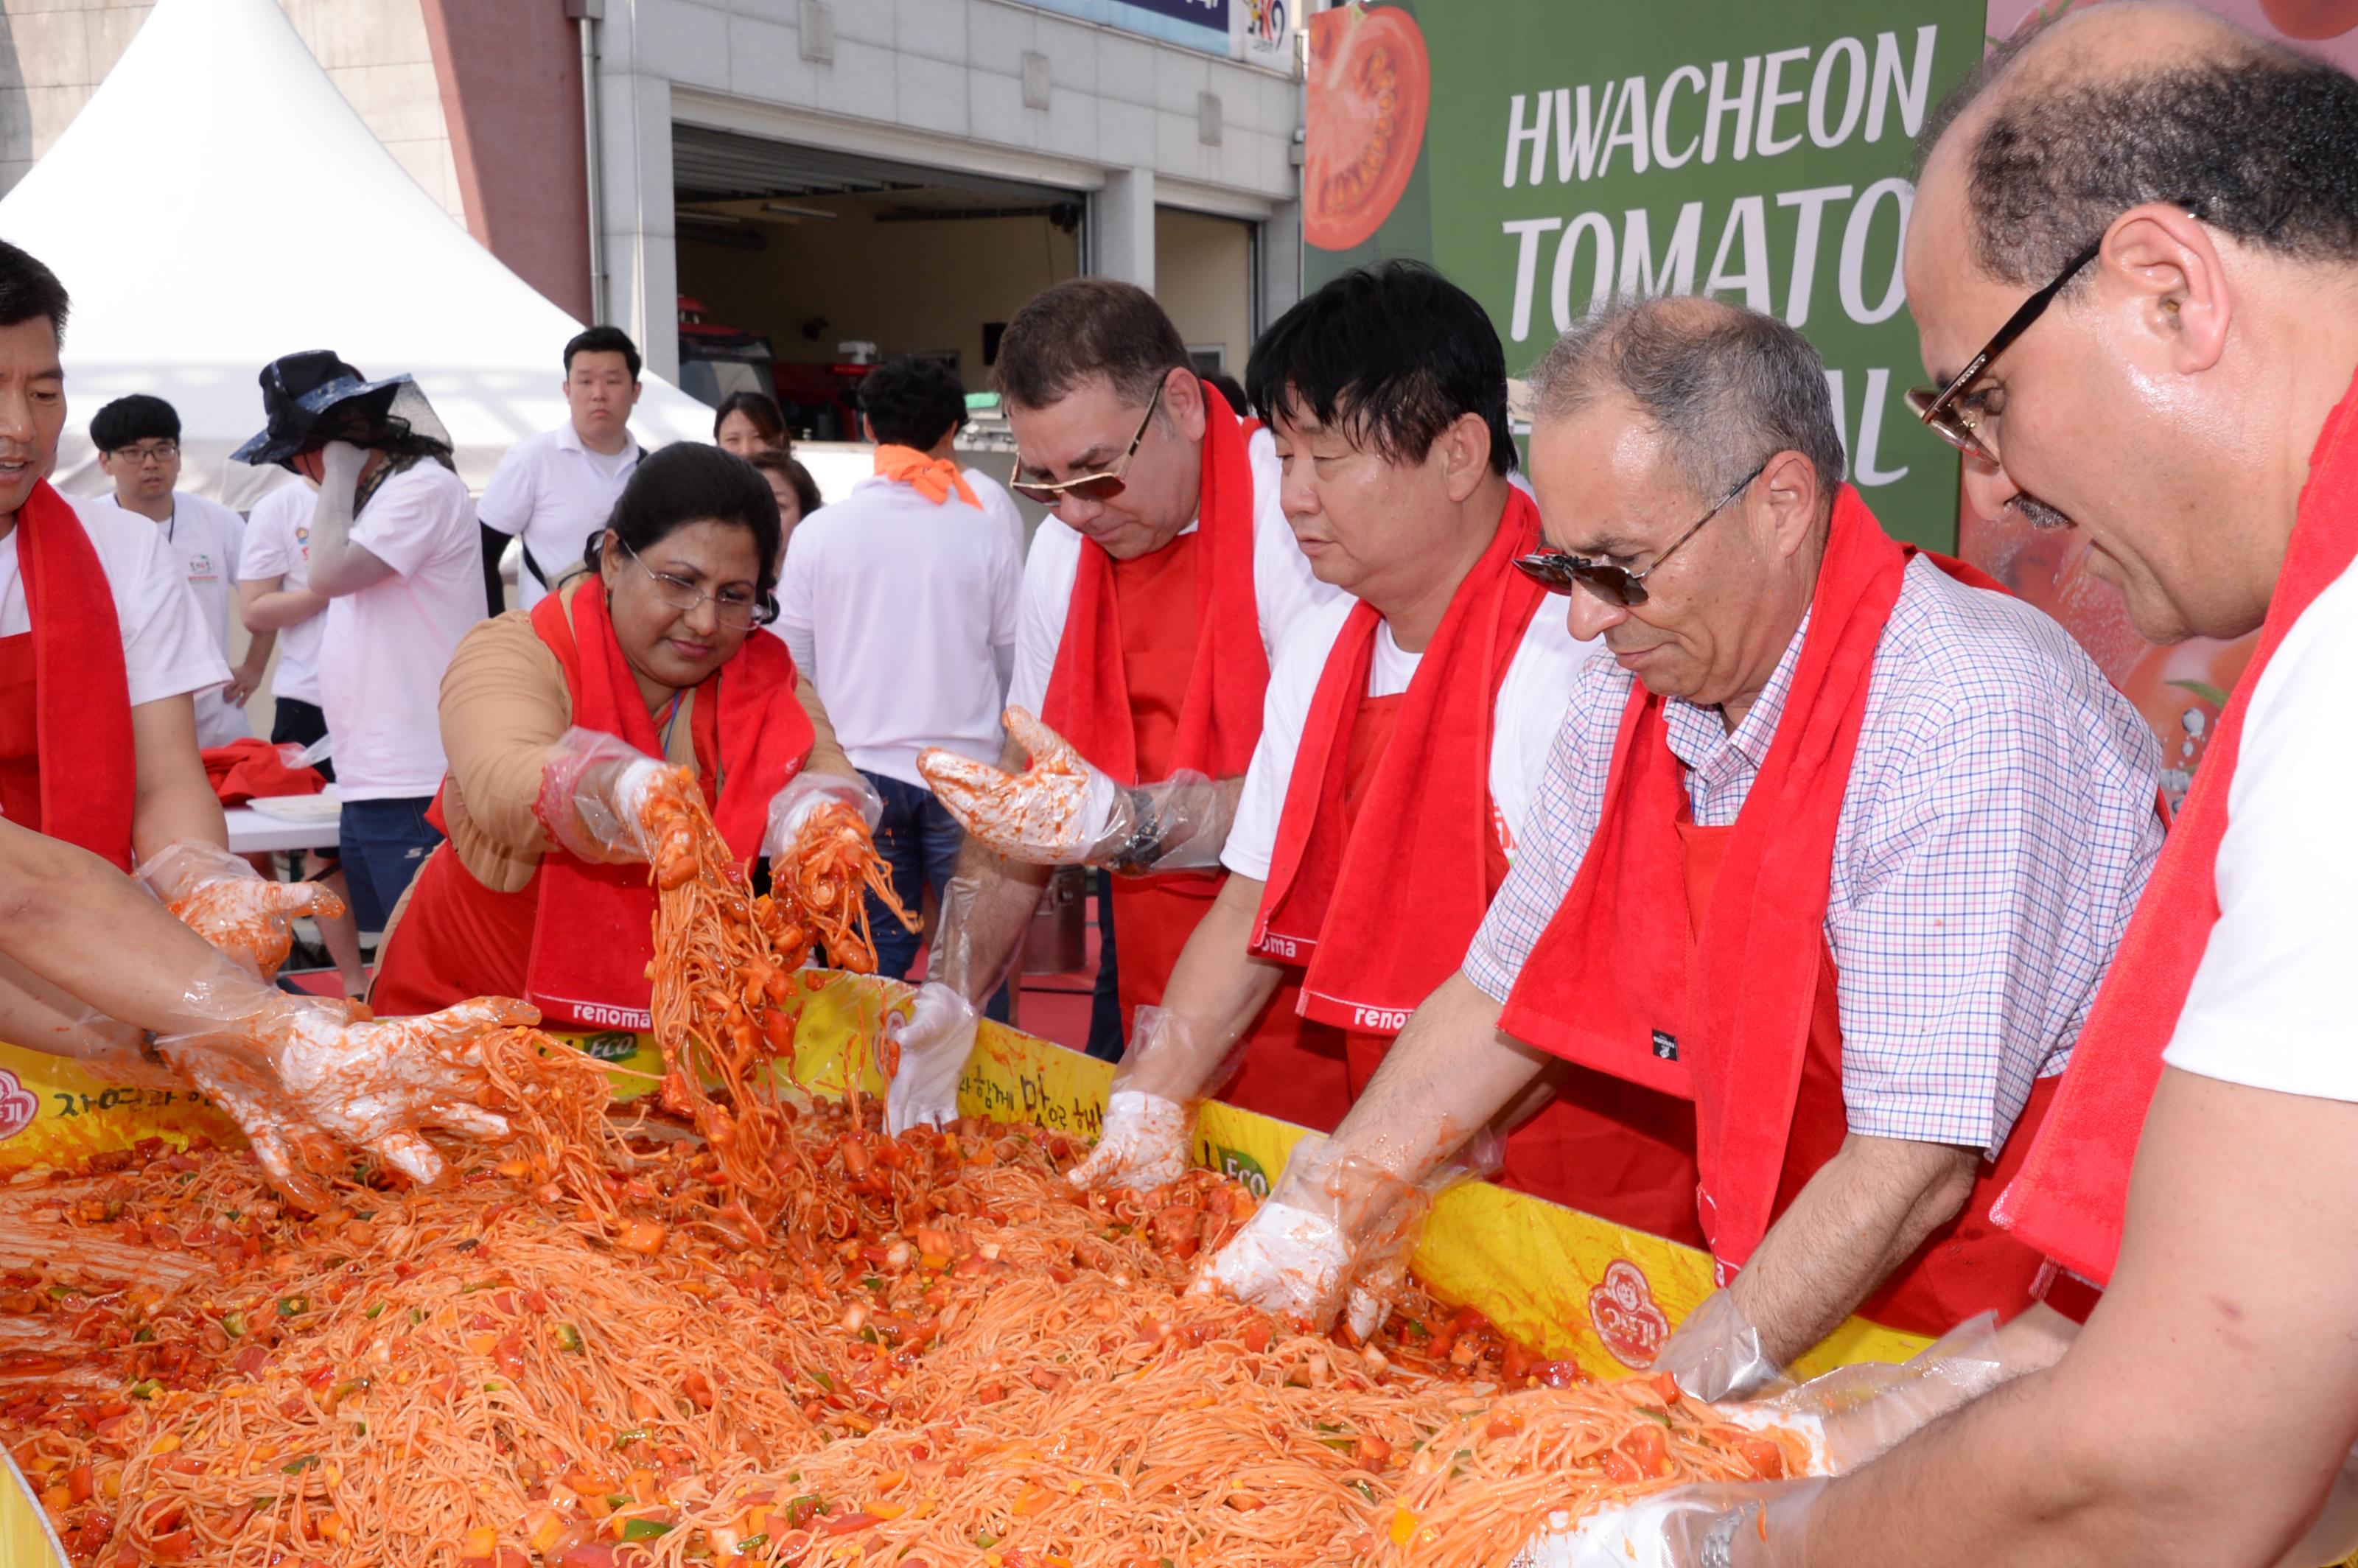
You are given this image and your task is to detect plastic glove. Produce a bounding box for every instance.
[883,981,975,1135]
[1654,1288,1783,1403]
[918,708,1119,867]
[1511,1480,1828,1568]
[1070,1088,1191,1191]
[158,994,540,1211]
[1765,1312,2006,1472]
[762,771,884,864]
[1189,1194,1358,1327]
[534,727,674,864]
[139,839,347,979]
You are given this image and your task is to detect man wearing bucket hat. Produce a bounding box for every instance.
[234,351,484,932]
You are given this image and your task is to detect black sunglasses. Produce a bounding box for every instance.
[1908,201,2203,461]
[1513,459,1769,608]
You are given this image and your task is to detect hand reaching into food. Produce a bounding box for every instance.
[158,994,541,1210]
[138,839,346,978]
[763,771,912,974]
[1511,1480,1828,1568]
[882,981,976,1134]
[533,725,682,866]
[1069,1088,1192,1191]
[1068,1007,1247,1192]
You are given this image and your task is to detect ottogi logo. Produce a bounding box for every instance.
[0,1068,36,1142]
[578,1031,640,1063]
[1210,1145,1270,1197]
[1587,1258,1672,1369]
[1651,1029,1679,1062]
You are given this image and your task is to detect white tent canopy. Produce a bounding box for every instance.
[0,0,724,509]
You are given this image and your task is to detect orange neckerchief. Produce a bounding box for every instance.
[873,444,979,508]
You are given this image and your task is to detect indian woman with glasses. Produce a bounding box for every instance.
[371,442,875,1026]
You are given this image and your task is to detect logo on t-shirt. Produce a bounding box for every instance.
[185,553,218,585]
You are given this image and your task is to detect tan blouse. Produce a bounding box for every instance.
[437,596,855,894]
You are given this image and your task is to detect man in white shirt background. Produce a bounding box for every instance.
[79,394,271,749]
[236,476,368,997]
[232,351,484,934]
[477,326,644,614]
[774,354,1021,1004]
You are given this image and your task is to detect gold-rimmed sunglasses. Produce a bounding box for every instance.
[1513,459,1768,608]
[1008,375,1166,506]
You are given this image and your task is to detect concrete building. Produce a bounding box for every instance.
[0,0,1306,413]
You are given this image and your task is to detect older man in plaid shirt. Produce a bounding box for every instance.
[1194,295,2161,1388]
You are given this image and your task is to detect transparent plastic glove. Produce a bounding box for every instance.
[1655,1288,1782,1403]
[918,708,1118,867]
[1764,1312,2004,1472]
[1189,1194,1355,1327]
[1069,1005,1250,1192]
[1070,1089,1192,1192]
[883,981,976,1135]
[1511,1480,1828,1568]
[158,994,540,1211]
[533,726,672,864]
[762,771,884,863]
[138,839,347,979]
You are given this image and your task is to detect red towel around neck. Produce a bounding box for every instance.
[15,481,135,868]
[1993,365,2358,1287]
[1253,489,1544,1031]
[1038,383,1267,785]
[1499,488,1998,1267]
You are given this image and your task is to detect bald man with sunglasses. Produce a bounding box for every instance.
[889,280,1340,1131]
[1197,294,2162,1399]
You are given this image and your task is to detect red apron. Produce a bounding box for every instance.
[1102,533,1343,1130]
[371,584,812,1026]
[1679,816,2057,1334]
[0,483,138,867]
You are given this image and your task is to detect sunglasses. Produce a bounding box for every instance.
[1513,460,1768,608]
[1907,201,2202,462]
[1008,375,1166,506]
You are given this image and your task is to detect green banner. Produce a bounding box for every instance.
[1304,1,1981,550]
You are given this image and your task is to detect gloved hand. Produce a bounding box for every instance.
[882,981,975,1135]
[1766,1311,2012,1473]
[158,994,540,1211]
[1654,1288,1783,1403]
[1189,1194,1363,1329]
[1511,1480,1828,1568]
[762,771,884,863]
[1070,1088,1191,1191]
[919,708,1119,867]
[138,839,346,978]
[534,727,676,864]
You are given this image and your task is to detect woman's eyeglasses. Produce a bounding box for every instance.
[1513,460,1769,608]
[1008,376,1166,506]
[623,543,767,629]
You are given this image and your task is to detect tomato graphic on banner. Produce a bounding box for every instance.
[1304,6,1431,251]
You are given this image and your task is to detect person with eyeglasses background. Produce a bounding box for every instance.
[773,356,1022,999]
[1199,293,2163,1421]
[1062,264,1634,1235]
[892,278,1343,1136]
[371,441,872,1029]
[80,394,273,748]
[1543,10,2358,1568]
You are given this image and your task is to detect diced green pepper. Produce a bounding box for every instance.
[620,1518,674,1541]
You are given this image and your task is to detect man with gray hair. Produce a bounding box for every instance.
[1539,5,2358,1566]
[1197,292,2163,1398]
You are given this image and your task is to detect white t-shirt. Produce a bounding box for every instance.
[315,462,483,801]
[0,499,228,715]
[237,483,326,707]
[1005,425,1340,723]
[77,491,251,747]
[2163,561,2358,1100]
[963,467,1030,559]
[476,423,643,610]
[773,474,1023,786]
[1223,595,1595,881]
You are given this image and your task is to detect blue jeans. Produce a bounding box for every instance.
[863,770,1010,1022]
[338,797,442,932]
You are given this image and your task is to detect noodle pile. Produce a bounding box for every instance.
[0,788,1811,1567]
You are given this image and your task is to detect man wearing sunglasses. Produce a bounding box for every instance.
[1539,10,2358,1568]
[1060,265,1690,1234]
[1200,291,2162,1399]
[896,280,1341,1130]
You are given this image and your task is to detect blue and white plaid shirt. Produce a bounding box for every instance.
[1463,556,2165,1155]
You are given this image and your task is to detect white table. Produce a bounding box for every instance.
[225,798,343,855]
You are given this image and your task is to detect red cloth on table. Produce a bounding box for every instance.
[203,738,326,806]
